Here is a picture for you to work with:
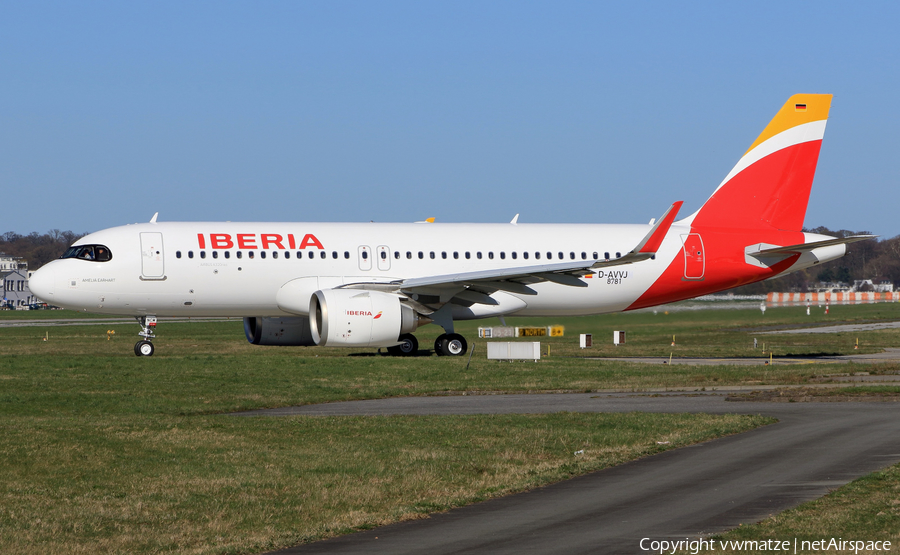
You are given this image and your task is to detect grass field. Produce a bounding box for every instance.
[685,463,900,554]
[1,303,900,553]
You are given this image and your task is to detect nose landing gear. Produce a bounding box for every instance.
[134,315,157,357]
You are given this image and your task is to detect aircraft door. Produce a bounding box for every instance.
[358,246,372,271]
[681,233,705,280]
[140,232,165,279]
[376,245,390,271]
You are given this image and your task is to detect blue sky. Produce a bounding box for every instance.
[2,1,898,237]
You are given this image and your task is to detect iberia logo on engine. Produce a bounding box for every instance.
[345,310,384,319]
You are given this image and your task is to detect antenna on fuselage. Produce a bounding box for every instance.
[149,212,159,224]
[510,214,519,224]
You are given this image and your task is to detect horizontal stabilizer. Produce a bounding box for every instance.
[748,235,876,256]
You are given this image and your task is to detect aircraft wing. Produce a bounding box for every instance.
[342,202,682,300]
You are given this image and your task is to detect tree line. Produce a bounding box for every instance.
[2,227,898,293]
[1,230,86,269]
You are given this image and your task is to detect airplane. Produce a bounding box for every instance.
[29,94,873,357]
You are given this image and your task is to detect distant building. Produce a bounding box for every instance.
[811,281,850,293]
[851,279,894,293]
[0,254,35,309]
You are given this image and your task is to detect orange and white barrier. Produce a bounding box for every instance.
[767,292,899,305]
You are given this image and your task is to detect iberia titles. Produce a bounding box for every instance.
[196,233,324,250]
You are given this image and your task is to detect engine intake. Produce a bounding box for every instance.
[309,289,420,347]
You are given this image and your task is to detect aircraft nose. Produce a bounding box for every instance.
[29,265,55,301]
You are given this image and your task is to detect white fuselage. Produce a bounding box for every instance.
[31,220,685,319]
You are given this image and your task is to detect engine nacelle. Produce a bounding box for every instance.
[244,316,316,346]
[309,289,420,347]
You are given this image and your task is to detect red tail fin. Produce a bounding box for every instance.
[688,94,832,232]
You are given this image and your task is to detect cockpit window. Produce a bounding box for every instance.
[61,244,113,262]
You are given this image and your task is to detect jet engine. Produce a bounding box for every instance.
[309,289,422,347]
[244,316,316,346]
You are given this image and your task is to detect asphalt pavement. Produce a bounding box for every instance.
[238,393,900,555]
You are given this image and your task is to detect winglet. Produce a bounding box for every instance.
[631,201,683,254]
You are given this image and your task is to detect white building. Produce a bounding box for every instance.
[1,254,35,309]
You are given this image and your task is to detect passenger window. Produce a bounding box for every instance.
[237,251,242,259]
[548,252,553,259]
[394,251,400,259]
[581,252,587,260]
[407,251,412,259]
[260,251,266,259]
[488,252,494,259]
[535,252,540,259]
[453,252,459,259]
[362,251,368,260]
[274,251,280,259]
[225,251,231,259]
[320,251,326,259]
[465,252,471,259]
[308,251,314,259]
[345,251,350,259]
[477,252,482,259]
[500,252,505,260]
[558,252,563,259]
[248,251,255,259]
[380,251,386,260]
[200,251,206,259]
[283,251,289,259]
[570,252,575,260]
[188,251,194,259]
[418,251,424,259]
[523,252,529,259]
[430,252,435,259]
[212,251,218,259]
[593,252,598,260]
[441,252,447,259]
[334,251,339,259]
[511,252,517,259]
[616,252,621,258]
[176,251,182,259]
[605,252,610,260]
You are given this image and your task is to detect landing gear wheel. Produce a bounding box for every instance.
[134,340,155,357]
[434,334,449,356]
[444,333,467,356]
[387,334,418,356]
[435,333,467,356]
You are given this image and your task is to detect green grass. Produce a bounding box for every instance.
[0,412,767,555]
[5,306,900,414]
[2,304,900,554]
[696,462,900,553]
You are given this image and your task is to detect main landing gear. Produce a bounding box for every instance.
[434,333,468,357]
[387,333,419,356]
[134,315,157,357]
[385,332,469,357]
